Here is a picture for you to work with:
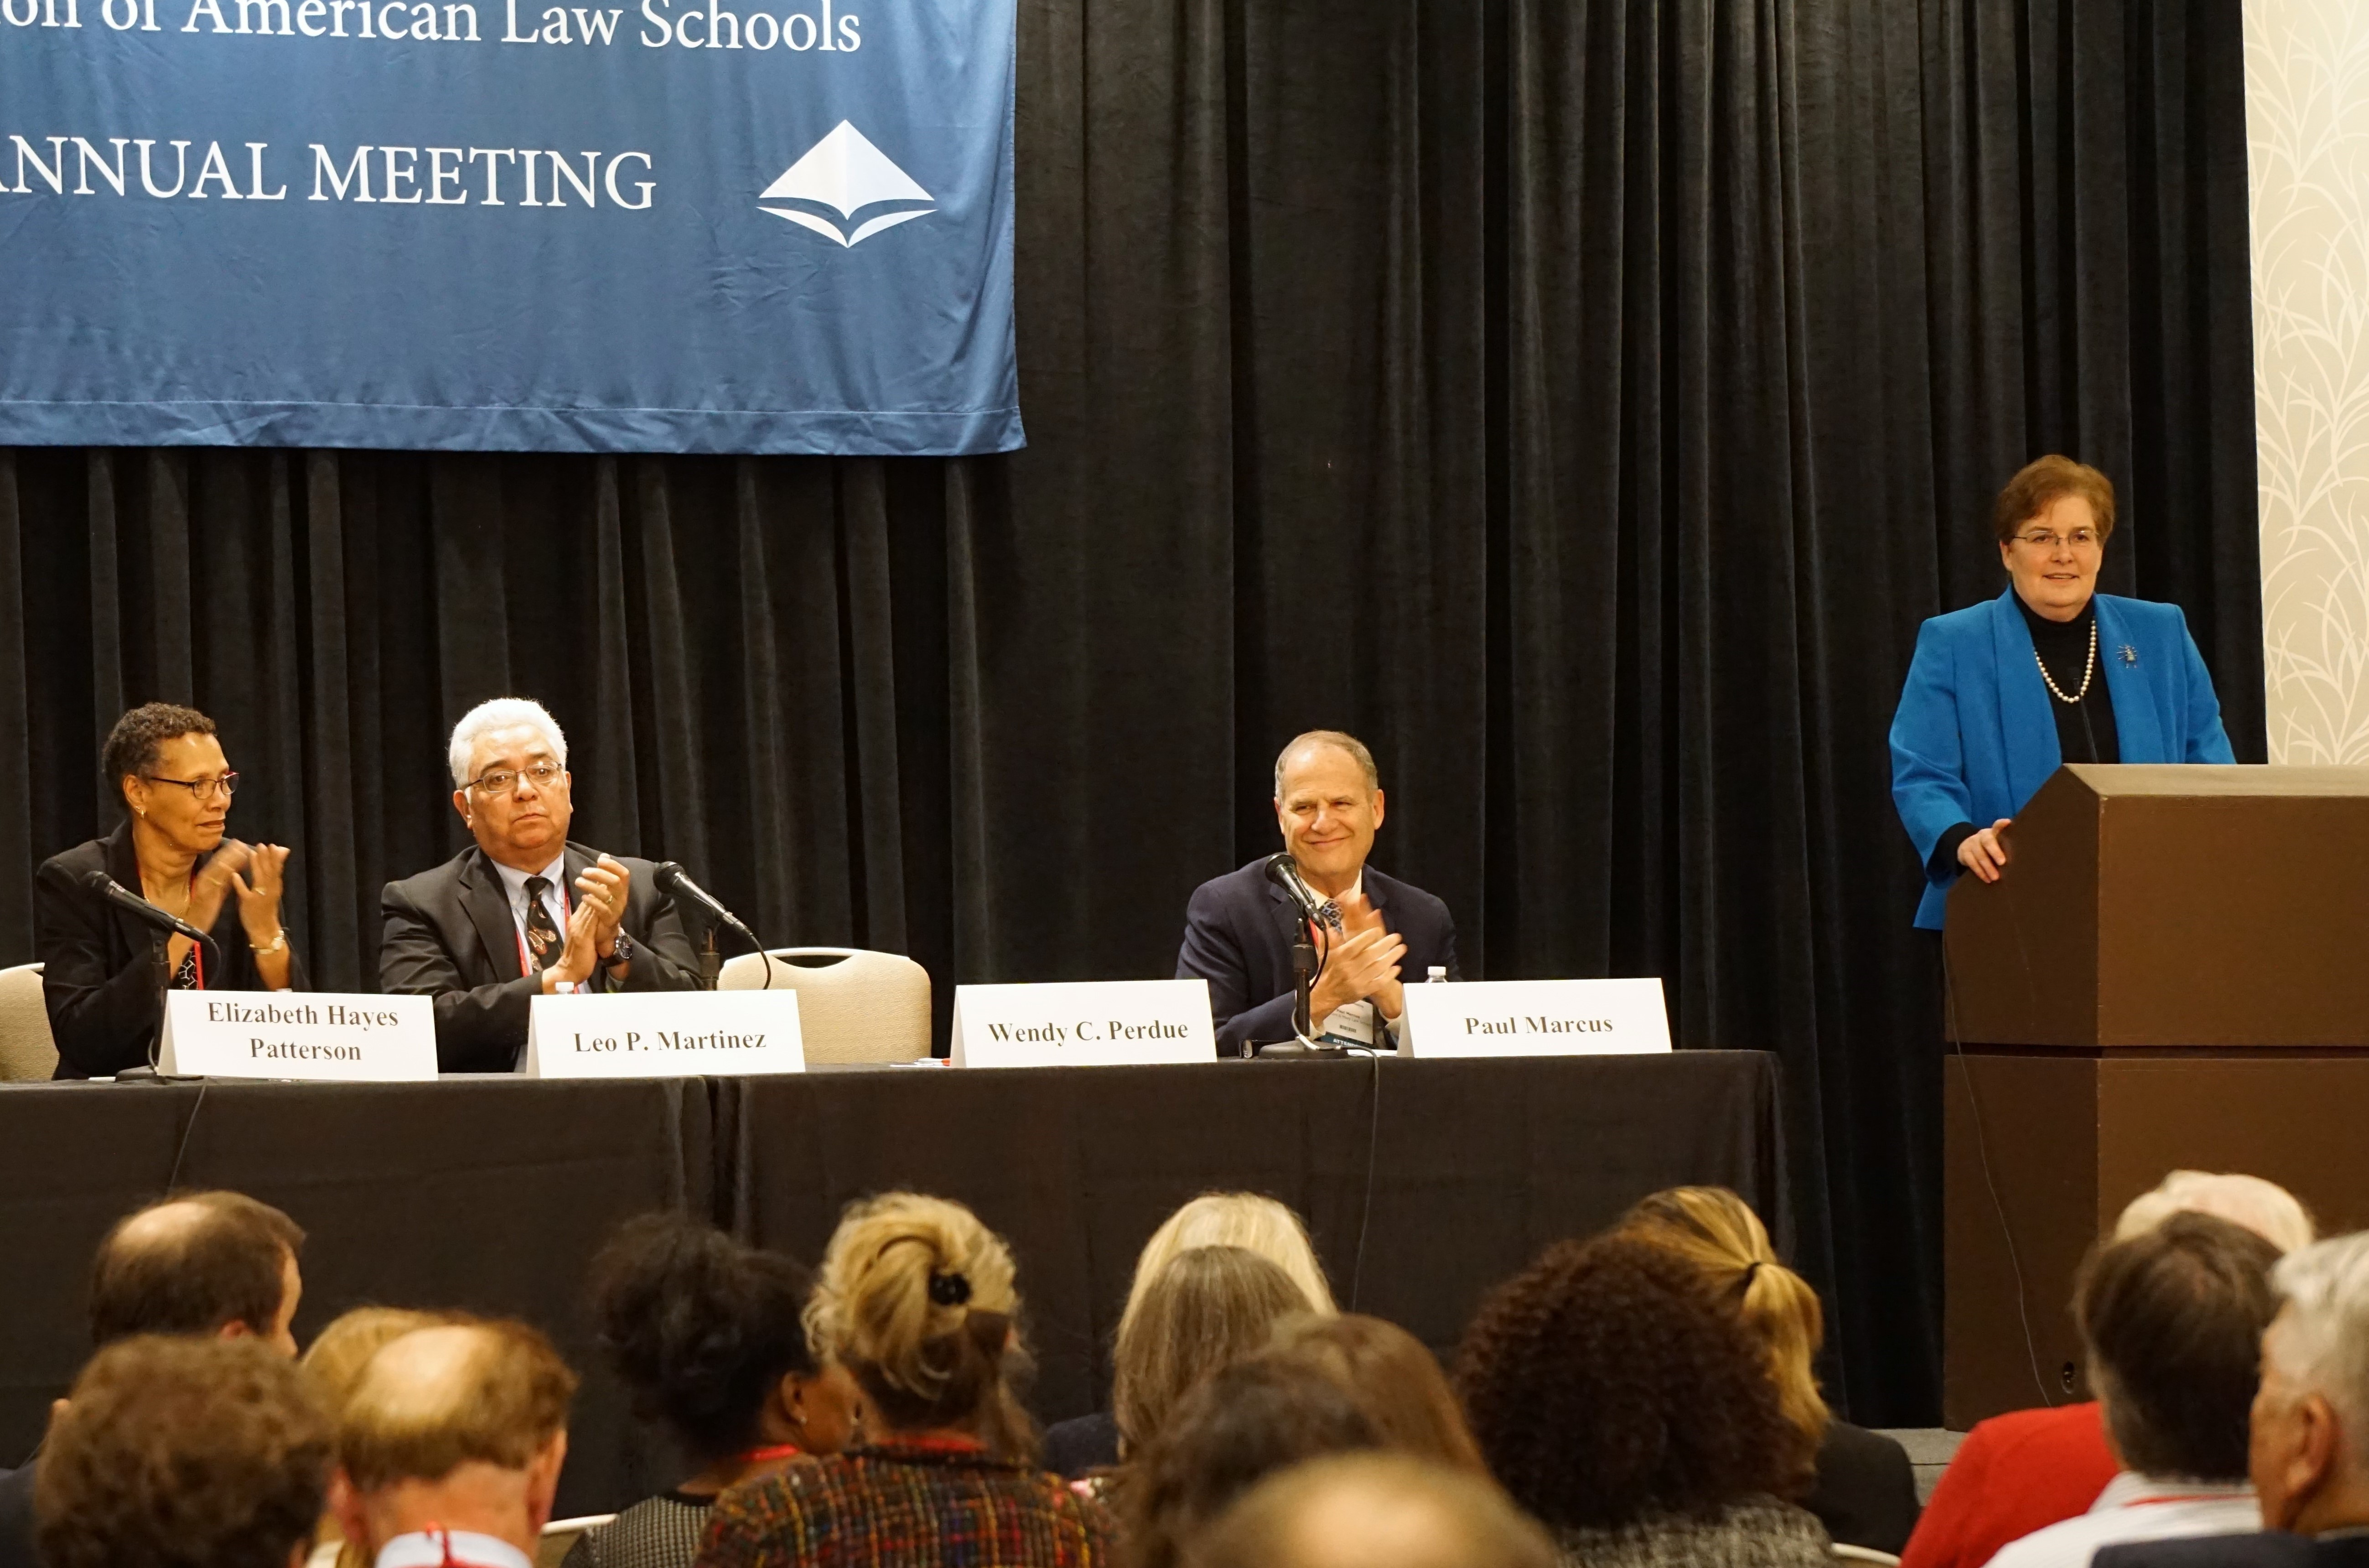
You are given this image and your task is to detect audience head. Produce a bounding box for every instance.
[2115,1170,2315,1255]
[1265,1313,1486,1471]
[1184,1452,1556,1568]
[592,1211,857,1465]
[331,1320,577,1559]
[446,697,572,870]
[1120,1354,1381,1568]
[1115,1245,1311,1458]
[90,1190,306,1355]
[36,1334,332,1568]
[104,703,233,850]
[804,1191,1035,1459]
[1126,1194,1336,1336]
[300,1310,453,1568]
[1618,1186,1826,1461]
[1458,1234,1802,1532]
[2251,1231,2369,1532]
[2077,1211,2280,1483]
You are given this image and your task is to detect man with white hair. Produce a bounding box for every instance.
[380,699,698,1071]
[2094,1231,2369,1568]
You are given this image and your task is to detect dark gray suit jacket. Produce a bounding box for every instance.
[1175,857,1457,1056]
[380,841,700,1072]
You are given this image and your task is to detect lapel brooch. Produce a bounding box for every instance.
[2118,644,2138,666]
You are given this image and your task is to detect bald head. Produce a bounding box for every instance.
[1188,1453,1555,1568]
[2116,1171,2315,1255]
[90,1191,304,1352]
[339,1322,576,1491]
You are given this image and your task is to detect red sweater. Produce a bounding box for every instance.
[1901,1403,2120,1568]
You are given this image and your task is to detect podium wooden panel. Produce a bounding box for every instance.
[1942,765,2369,1428]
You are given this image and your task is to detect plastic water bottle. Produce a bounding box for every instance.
[1426,966,1448,983]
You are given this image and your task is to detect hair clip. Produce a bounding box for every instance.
[928,1269,972,1307]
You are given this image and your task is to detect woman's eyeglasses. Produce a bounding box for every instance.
[143,772,239,802]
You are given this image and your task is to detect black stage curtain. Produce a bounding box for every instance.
[0,0,2258,1424]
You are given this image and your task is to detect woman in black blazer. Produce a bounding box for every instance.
[34,703,301,1078]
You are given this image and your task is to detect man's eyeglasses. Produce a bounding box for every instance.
[143,772,239,802]
[467,761,566,796]
[2013,528,2101,552]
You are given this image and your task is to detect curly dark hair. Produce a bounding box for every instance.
[1116,1353,1381,1568]
[101,703,218,804]
[590,1212,819,1464]
[1456,1234,1803,1530]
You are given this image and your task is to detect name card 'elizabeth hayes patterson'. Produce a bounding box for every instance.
[156,992,438,1080]
[950,979,1214,1068]
[519,990,805,1078]
[1399,978,1672,1058]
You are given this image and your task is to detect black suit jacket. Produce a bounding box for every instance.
[0,1461,36,1568]
[2097,1532,2369,1568]
[379,841,700,1073]
[34,820,309,1079]
[1804,1419,1921,1555]
[1176,858,1458,1056]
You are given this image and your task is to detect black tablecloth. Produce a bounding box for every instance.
[0,1051,1782,1512]
[0,1077,712,1518]
[719,1051,1788,1423]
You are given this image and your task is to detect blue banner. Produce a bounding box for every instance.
[0,0,1019,453]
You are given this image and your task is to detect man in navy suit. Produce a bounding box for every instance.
[2095,1232,2369,1568]
[1177,730,1457,1057]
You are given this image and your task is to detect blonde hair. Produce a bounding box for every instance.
[2115,1171,2315,1256]
[1114,1247,1312,1456]
[1122,1194,1336,1342]
[302,1308,452,1568]
[337,1322,577,1492]
[1618,1187,1829,1452]
[804,1192,1035,1458]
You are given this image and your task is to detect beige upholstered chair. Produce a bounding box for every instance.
[0,963,57,1082]
[717,947,931,1064]
[537,1516,616,1568]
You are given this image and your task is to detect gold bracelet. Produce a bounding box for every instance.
[250,930,287,956]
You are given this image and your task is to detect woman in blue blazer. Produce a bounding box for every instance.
[1890,456,2234,930]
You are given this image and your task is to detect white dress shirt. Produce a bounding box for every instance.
[493,852,579,994]
[1982,1473,2261,1568]
[375,1530,534,1568]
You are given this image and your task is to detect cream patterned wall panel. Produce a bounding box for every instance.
[2248,0,2369,763]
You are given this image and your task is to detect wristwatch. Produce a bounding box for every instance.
[597,930,635,971]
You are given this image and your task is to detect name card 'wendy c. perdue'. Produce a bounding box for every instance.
[1399,978,1672,1058]
[950,979,1215,1068]
[155,991,438,1080]
[520,991,804,1079]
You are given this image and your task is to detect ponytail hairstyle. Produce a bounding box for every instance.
[804,1192,1037,1461]
[1618,1187,1827,1469]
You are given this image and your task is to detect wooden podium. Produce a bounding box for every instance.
[1943,764,2369,1428]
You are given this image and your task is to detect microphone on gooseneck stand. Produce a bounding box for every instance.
[82,869,210,943]
[649,862,767,991]
[1262,853,1345,932]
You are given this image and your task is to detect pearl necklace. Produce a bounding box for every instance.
[2034,618,2099,703]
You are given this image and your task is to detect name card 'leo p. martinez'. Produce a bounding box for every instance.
[950,979,1214,1068]
[520,990,805,1079]
[1399,978,1671,1058]
[156,991,438,1080]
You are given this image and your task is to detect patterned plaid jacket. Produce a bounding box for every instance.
[694,1444,1118,1568]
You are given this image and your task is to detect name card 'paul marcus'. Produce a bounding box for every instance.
[379,698,700,1072]
[1176,730,1457,1056]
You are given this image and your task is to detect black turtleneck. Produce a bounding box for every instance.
[1929,594,2119,880]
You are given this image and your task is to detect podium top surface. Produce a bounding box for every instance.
[1945,764,2369,1048]
[2055,763,2369,799]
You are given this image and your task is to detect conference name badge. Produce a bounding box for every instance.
[1399,978,1672,1058]
[950,979,1213,1068]
[521,991,804,1078]
[155,991,437,1080]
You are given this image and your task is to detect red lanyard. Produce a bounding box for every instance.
[743,1443,804,1465]
[512,880,572,978]
[147,870,205,989]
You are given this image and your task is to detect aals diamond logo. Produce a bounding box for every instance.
[759,122,935,247]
